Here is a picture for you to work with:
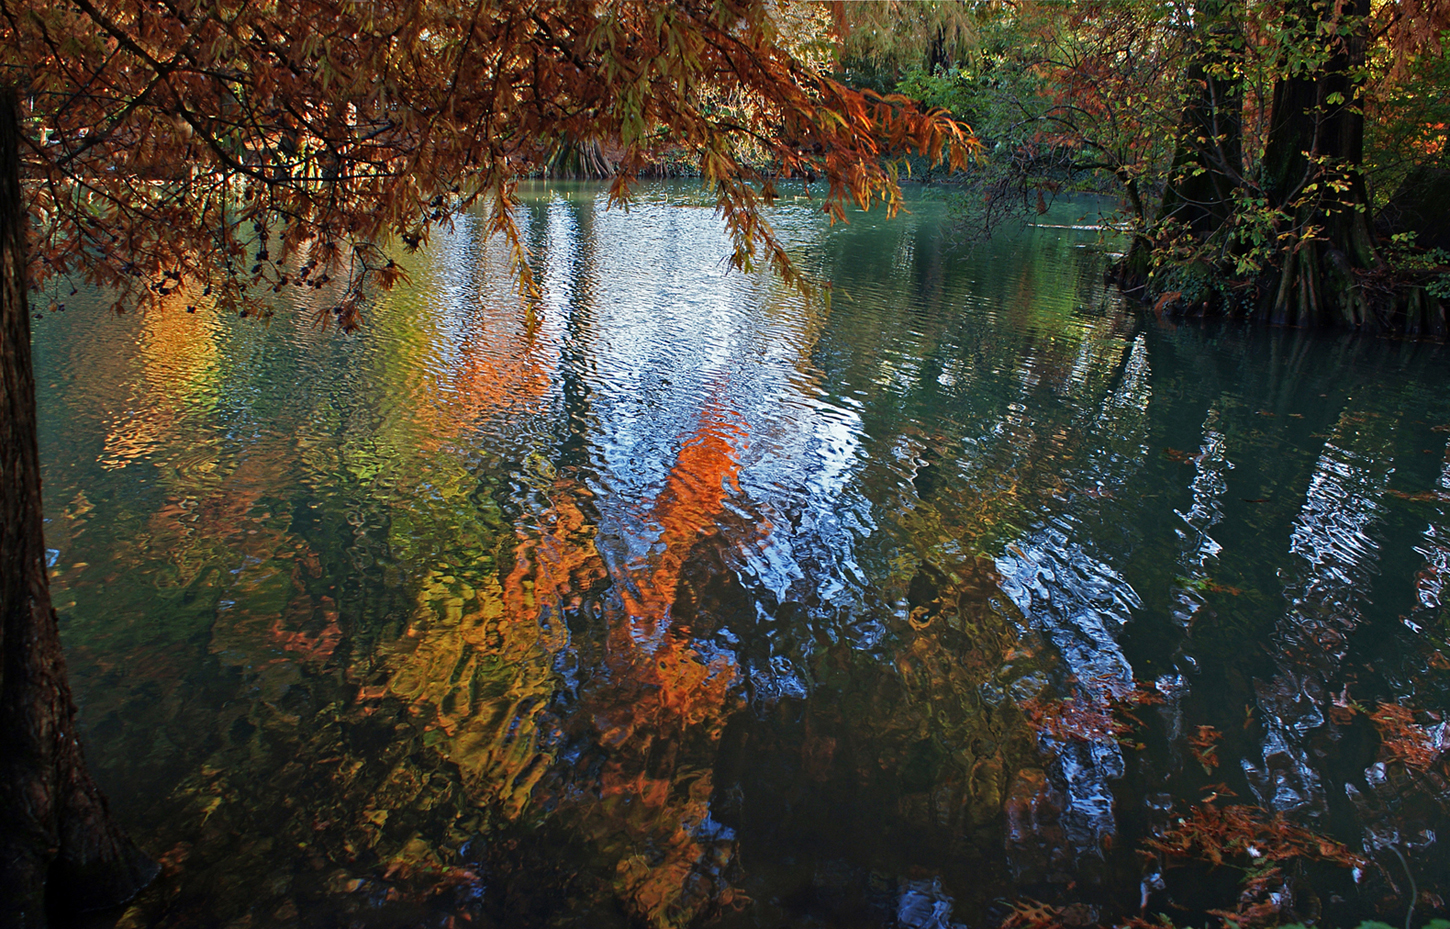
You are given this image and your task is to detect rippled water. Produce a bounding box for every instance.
[34,182,1450,928]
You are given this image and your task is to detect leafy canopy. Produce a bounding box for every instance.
[2,0,977,326]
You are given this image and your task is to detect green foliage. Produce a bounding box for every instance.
[1364,34,1450,210]
[1381,232,1450,297]
[885,0,1200,238]
[833,0,985,85]
[848,0,1450,328]
[1383,232,1450,269]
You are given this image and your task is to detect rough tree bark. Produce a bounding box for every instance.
[544,137,616,179]
[1121,0,1443,333]
[0,85,157,928]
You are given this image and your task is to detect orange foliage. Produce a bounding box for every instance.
[1146,799,1364,870]
[1145,797,1365,927]
[1372,0,1450,78]
[100,295,221,469]
[1002,898,1065,929]
[6,0,977,324]
[404,308,558,455]
[382,397,752,927]
[595,405,747,740]
[620,411,746,635]
[269,594,341,662]
[1371,703,1448,772]
[502,488,610,627]
[1188,724,1223,772]
[578,404,751,928]
[1020,680,1162,745]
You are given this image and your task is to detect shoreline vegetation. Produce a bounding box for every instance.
[555,141,1449,339]
[576,0,1450,338]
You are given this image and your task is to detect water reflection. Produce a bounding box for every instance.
[31,183,1450,928]
[101,293,223,470]
[1247,413,1392,819]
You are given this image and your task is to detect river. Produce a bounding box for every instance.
[33,182,1450,928]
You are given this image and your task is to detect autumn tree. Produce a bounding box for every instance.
[0,0,973,923]
[1092,0,1450,327]
[1104,0,1450,327]
[861,0,1191,234]
[868,0,1450,330]
[1153,0,1243,241]
[1,82,165,929]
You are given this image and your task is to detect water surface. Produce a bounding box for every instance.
[34,183,1450,928]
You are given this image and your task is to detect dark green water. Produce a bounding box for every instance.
[33,183,1450,928]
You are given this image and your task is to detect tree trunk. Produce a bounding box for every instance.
[1258,0,1381,327]
[0,85,157,928]
[545,137,615,179]
[927,24,950,75]
[1114,6,1243,297]
[1110,172,1153,293]
[1158,10,1243,238]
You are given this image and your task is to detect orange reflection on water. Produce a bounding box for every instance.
[371,375,757,926]
[582,400,749,928]
[502,480,607,630]
[375,396,752,928]
[393,298,559,456]
[101,298,221,470]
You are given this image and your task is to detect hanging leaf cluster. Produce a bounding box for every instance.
[3,0,978,326]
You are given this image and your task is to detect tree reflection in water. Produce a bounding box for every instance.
[30,185,1450,928]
